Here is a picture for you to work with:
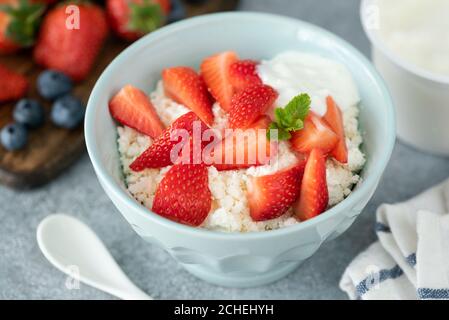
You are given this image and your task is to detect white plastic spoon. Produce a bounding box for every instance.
[37,214,152,300]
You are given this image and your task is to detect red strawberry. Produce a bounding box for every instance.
[0,11,17,54]
[130,112,208,171]
[0,63,28,103]
[0,0,45,54]
[228,84,278,129]
[162,66,214,126]
[106,0,170,42]
[247,161,306,222]
[109,85,165,138]
[29,0,59,3]
[212,115,277,171]
[294,148,329,221]
[31,0,59,4]
[32,0,58,3]
[324,96,348,163]
[152,163,211,226]
[229,60,262,92]
[200,51,238,112]
[290,112,339,155]
[33,2,108,81]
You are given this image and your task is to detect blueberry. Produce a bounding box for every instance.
[37,70,73,100]
[167,0,186,23]
[1,123,28,151]
[13,99,45,129]
[51,95,85,129]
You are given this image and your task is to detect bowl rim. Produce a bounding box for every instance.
[85,11,396,240]
[360,0,449,86]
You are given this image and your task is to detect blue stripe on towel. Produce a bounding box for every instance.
[405,253,417,267]
[356,265,404,297]
[417,288,449,300]
[374,222,391,233]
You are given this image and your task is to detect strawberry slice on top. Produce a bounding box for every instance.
[212,115,277,171]
[162,66,214,126]
[290,112,339,155]
[152,163,212,227]
[247,160,306,222]
[229,59,263,92]
[200,51,238,112]
[228,84,278,129]
[294,148,329,221]
[130,112,208,171]
[324,96,348,164]
[109,85,165,138]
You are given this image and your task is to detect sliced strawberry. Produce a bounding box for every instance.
[247,161,306,222]
[152,163,211,226]
[162,66,214,126]
[229,59,262,92]
[109,85,165,138]
[294,148,329,221]
[324,96,348,163]
[212,115,277,171]
[228,84,278,129]
[290,112,339,155]
[0,63,28,103]
[200,51,238,112]
[130,112,207,171]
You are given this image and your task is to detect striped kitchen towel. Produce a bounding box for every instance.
[340,179,449,300]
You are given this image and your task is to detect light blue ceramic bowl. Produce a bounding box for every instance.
[85,12,395,288]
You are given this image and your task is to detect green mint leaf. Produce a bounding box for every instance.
[267,122,291,141]
[275,107,303,131]
[267,93,311,141]
[277,128,292,141]
[284,94,311,121]
[267,122,278,141]
[290,118,304,131]
[274,108,290,128]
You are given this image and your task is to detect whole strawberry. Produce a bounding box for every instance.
[0,63,28,102]
[106,0,170,41]
[33,2,108,81]
[0,0,45,54]
[32,0,58,3]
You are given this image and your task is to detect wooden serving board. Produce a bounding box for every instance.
[0,0,239,189]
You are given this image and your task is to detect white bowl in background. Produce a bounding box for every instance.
[361,0,449,156]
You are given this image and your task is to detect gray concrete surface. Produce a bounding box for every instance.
[2,0,449,300]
